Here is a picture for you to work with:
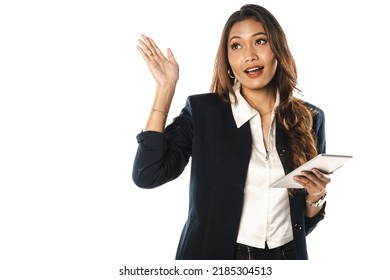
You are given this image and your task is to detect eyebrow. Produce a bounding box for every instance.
[229,32,267,42]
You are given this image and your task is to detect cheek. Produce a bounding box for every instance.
[227,53,239,71]
[265,54,278,76]
[270,58,278,75]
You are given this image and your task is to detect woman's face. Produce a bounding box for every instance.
[228,18,278,94]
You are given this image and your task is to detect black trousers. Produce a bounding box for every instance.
[234,240,296,260]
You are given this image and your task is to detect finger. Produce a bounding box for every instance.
[138,38,154,57]
[148,37,165,60]
[312,169,331,184]
[141,34,157,56]
[137,38,160,66]
[293,175,311,187]
[137,47,156,66]
[300,171,325,186]
[136,45,151,63]
[148,37,175,67]
[166,48,178,65]
[295,171,320,187]
[294,175,324,196]
[299,171,329,195]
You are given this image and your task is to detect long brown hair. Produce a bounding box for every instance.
[210,4,318,194]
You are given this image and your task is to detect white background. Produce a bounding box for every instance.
[1,0,389,279]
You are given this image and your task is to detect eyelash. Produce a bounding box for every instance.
[230,39,267,50]
[231,43,240,50]
[256,38,267,45]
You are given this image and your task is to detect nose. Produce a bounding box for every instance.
[244,46,258,62]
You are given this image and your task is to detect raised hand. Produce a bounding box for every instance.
[137,34,179,88]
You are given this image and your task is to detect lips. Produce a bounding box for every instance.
[244,66,264,77]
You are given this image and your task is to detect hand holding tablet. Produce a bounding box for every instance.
[270,154,353,189]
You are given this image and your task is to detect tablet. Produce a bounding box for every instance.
[269,154,353,188]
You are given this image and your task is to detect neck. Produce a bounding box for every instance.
[242,88,276,115]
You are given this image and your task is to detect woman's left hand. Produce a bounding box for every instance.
[293,168,331,196]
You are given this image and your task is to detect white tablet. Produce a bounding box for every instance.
[269,154,353,188]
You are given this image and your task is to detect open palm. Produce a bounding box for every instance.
[137,35,179,88]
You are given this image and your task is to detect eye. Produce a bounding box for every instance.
[230,43,241,50]
[255,38,267,45]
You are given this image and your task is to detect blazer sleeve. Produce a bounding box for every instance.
[132,98,193,188]
[304,107,327,234]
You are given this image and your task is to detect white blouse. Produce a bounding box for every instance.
[230,82,293,249]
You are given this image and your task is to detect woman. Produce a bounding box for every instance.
[132,4,330,260]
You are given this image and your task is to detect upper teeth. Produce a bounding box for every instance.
[246,67,262,72]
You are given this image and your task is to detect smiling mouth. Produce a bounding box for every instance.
[244,66,264,74]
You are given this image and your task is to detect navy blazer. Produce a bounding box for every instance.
[133,93,326,260]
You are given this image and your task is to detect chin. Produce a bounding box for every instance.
[246,82,272,91]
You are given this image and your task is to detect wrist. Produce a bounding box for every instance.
[150,108,168,119]
[307,187,326,198]
[156,84,176,95]
[155,83,175,101]
[306,192,327,207]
